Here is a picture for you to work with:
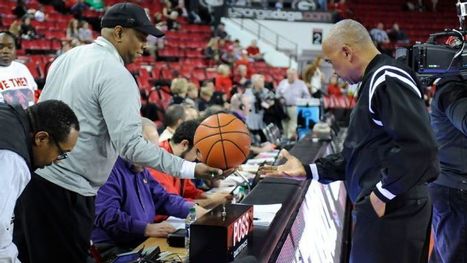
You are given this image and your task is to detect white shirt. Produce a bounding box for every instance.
[310,68,323,92]
[276,79,310,106]
[0,61,38,109]
[159,127,174,143]
[0,150,31,262]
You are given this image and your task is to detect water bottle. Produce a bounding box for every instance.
[185,207,197,253]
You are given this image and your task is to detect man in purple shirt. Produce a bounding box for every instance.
[92,120,206,259]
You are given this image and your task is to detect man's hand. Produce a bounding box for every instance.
[144,222,176,238]
[195,192,233,209]
[194,205,208,218]
[194,163,224,180]
[258,150,306,177]
[369,191,386,218]
[208,192,233,207]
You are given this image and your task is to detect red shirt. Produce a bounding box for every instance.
[246,46,260,56]
[149,140,204,200]
[327,84,343,96]
[214,74,233,94]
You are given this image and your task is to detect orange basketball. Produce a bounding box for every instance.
[194,113,251,170]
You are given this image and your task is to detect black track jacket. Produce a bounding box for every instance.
[304,54,439,203]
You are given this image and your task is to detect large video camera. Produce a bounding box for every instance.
[396,0,467,86]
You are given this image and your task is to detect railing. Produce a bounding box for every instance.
[227,18,299,66]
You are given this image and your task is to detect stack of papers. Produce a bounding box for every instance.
[253,204,282,227]
[165,216,185,230]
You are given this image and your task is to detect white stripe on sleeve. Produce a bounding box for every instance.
[310,163,319,181]
[376,181,396,200]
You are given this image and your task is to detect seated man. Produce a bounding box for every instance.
[159,104,186,142]
[150,120,232,211]
[92,118,206,259]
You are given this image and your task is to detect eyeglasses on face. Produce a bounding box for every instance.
[51,136,68,161]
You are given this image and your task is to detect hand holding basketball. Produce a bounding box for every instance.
[194,163,223,180]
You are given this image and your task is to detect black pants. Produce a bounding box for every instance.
[429,184,467,263]
[350,185,432,263]
[13,174,95,263]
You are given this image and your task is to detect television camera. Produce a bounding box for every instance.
[396,0,467,86]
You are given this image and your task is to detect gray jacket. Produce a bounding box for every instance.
[37,37,195,196]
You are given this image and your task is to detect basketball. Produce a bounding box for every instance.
[194,113,251,170]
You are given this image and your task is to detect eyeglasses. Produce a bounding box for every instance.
[51,136,68,161]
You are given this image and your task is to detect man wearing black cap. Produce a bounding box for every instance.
[13,3,224,262]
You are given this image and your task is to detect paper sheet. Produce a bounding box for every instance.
[165,216,185,230]
[253,204,282,227]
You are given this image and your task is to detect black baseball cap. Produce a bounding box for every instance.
[101,2,164,37]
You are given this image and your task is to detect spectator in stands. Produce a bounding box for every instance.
[0,100,79,262]
[406,0,437,12]
[221,45,237,66]
[214,64,233,98]
[246,39,263,61]
[430,0,438,12]
[162,0,176,19]
[166,10,180,31]
[78,21,93,43]
[387,23,409,43]
[214,22,229,39]
[169,77,188,105]
[327,74,344,96]
[197,84,214,112]
[151,120,232,211]
[229,39,240,58]
[66,18,80,39]
[92,119,207,260]
[13,0,28,19]
[70,0,88,19]
[231,93,277,154]
[234,64,251,88]
[20,17,37,40]
[33,5,47,22]
[185,82,198,107]
[0,31,38,109]
[276,68,311,140]
[184,105,199,120]
[8,20,22,39]
[56,39,76,56]
[153,11,164,25]
[13,3,222,262]
[328,0,350,20]
[235,50,252,69]
[140,90,161,122]
[160,104,186,142]
[230,92,249,122]
[370,22,390,46]
[275,0,284,10]
[302,56,324,98]
[244,74,275,143]
[204,37,221,63]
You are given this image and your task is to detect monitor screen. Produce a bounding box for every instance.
[297,105,321,139]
